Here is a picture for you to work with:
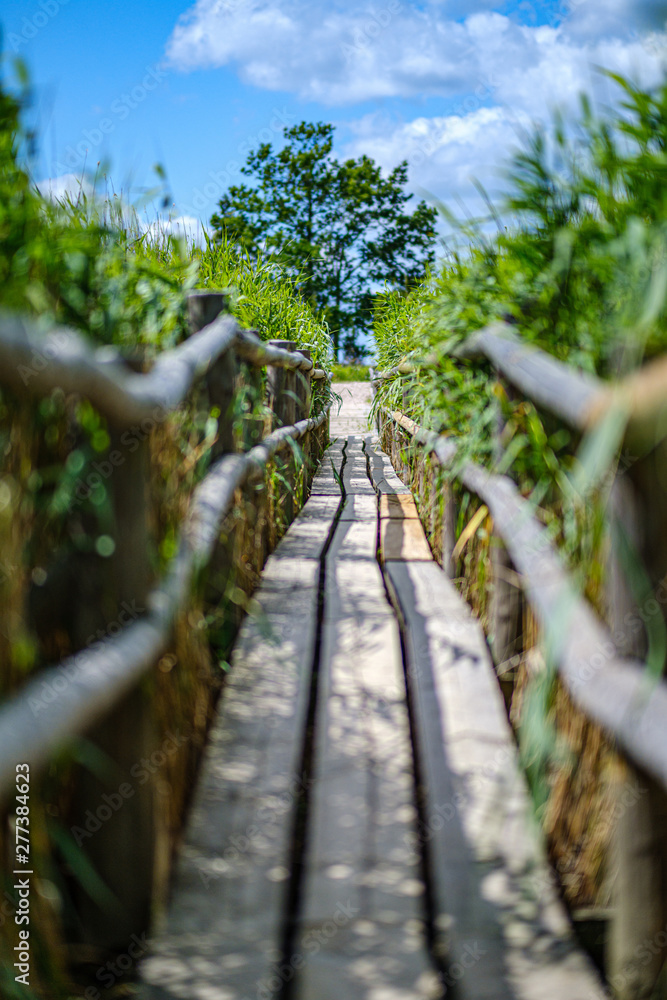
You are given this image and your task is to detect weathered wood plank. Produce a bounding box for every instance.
[385,560,607,1000]
[294,513,440,999]
[309,443,344,495]
[379,493,420,519]
[381,517,433,562]
[364,436,412,494]
[342,468,376,495]
[341,436,376,496]
[269,495,340,561]
[326,517,378,564]
[140,494,338,999]
[339,494,377,521]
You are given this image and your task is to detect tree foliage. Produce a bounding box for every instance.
[210,122,437,359]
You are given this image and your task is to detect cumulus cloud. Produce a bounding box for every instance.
[166,1,510,104]
[340,105,530,226]
[165,0,665,106]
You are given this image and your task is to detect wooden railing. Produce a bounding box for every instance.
[0,290,331,954]
[372,323,667,1000]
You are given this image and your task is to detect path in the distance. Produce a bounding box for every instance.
[329,381,372,435]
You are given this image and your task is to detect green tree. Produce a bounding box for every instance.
[211,122,437,359]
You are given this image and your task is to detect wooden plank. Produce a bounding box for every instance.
[324,560,393,624]
[141,588,318,998]
[374,475,412,496]
[364,437,412,495]
[269,495,340,562]
[310,444,344,496]
[384,560,607,1000]
[294,518,440,999]
[341,435,376,495]
[339,494,377,521]
[326,517,378,563]
[341,471,375,496]
[381,517,433,562]
[140,493,337,999]
[379,493,420,519]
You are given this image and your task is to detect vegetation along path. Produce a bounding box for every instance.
[139,389,606,1000]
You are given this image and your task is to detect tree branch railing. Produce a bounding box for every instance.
[0,309,328,429]
[0,290,332,955]
[373,327,667,999]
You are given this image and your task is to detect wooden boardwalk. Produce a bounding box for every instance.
[330,381,373,435]
[140,389,605,1000]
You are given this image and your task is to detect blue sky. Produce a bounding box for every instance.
[1,0,665,237]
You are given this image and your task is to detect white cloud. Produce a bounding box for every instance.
[164,0,667,220]
[165,0,666,106]
[341,105,529,224]
[165,1,509,104]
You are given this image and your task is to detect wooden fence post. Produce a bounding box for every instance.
[69,432,156,954]
[267,340,296,526]
[295,350,312,501]
[607,466,667,999]
[188,294,240,613]
[441,481,458,580]
[240,362,269,576]
[186,289,228,334]
[489,379,524,699]
[188,292,237,458]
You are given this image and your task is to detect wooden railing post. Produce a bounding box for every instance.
[489,379,524,701]
[266,339,296,428]
[441,482,457,580]
[607,465,667,999]
[69,431,157,954]
[267,340,296,525]
[188,291,237,458]
[188,294,241,614]
[295,349,312,499]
